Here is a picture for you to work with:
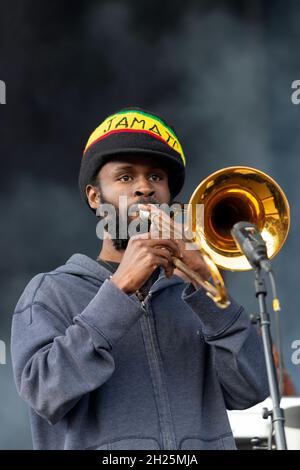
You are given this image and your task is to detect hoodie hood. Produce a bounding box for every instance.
[55,253,185,295]
[55,253,110,282]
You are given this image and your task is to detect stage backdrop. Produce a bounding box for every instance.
[0,0,299,449]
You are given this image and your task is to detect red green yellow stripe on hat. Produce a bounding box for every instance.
[83,109,186,166]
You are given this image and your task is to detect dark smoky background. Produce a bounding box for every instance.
[1,0,300,449]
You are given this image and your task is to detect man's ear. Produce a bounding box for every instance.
[86,184,100,211]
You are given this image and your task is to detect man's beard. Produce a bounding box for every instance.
[98,192,165,251]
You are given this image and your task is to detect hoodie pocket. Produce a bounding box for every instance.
[180,435,236,450]
[89,437,161,450]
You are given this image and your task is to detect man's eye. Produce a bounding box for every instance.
[149,174,163,181]
[118,175,132,182]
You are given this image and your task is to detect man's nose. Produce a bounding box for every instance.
[134,177,155,198]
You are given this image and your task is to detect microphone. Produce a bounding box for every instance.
[231,221,272,272]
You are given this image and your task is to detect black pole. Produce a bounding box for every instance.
[254,268,287,450]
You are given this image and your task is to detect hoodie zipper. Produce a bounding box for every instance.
[136,291,150,316]
[135,272,163,315]
[135,274,177,450]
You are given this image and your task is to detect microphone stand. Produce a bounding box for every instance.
[254,268,287,450]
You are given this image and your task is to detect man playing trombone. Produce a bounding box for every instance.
[11,108,269,450]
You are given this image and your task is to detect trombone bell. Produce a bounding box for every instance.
[188,166,290,271]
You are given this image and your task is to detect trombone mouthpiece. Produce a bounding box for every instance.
[139,209,151,221]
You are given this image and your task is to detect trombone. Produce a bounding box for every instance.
[141,166,290,309]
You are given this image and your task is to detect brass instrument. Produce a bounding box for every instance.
[141,166,290,309]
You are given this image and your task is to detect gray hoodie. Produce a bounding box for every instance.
[11,253,269,450]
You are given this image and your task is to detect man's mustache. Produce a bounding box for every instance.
[128,198,159,217]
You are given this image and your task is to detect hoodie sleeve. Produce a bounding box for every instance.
[181,283,269,409]
[11,277,143,425]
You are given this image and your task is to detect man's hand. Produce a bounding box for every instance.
[110,232,181,294]
[139,204,210,285]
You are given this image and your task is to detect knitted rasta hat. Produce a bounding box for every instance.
[78,107,186,210]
